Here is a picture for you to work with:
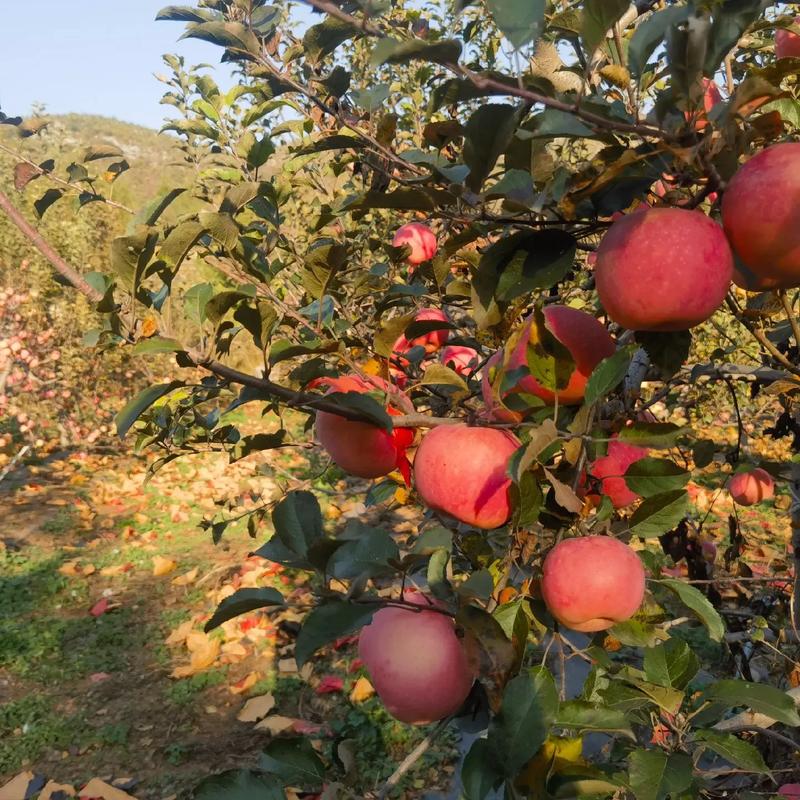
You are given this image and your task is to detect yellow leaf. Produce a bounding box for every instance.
[600,64,631,89]
[237,693,276,722]
[229,671,260,694]
[349,676,375,703]
[152,556,178,577]
[171,567,199,586]
[165,620,194,646]
[139,317,158,339]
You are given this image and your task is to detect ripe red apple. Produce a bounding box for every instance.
[509,306,616,405]
[392,222,437,265]
[776,18,800,59]
[722,143,800,288]
[778,784,800,799]
[728,467,774,506]
[541,536,646,632]
[440,345,479,377]
[589,437,648,508]
[392,308,451,359]
[595,207,733,331]
[358,590,475,724]
[414,424,519,529]
[315,375,412,481]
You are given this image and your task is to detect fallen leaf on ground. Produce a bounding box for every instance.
[90,598,110,617]
[316,675,344,695]
[229,671,259,694]
[165,620,194,646]
[0,772,38,800]
[254,715,295,735]
[79,778,138,800]
[349,677,375,703]
[237,693,276,722]
[152,556,177,576]
[89,672,112,683]
[100,564,133,577]
[171,567,198,586]
[278,658,297,673]
[171,631,220,677]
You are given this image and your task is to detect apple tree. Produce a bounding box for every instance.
[2,0,800,796]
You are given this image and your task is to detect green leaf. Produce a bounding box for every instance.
[114,381,183,438]
[321,392,393,432]
[33,188,64,218]
[705,680,800,726]
[131,337,183,355]
[327,527,399,580]
[271,489,323,561]
[624,458,690,497]
[370,37,462,67]
[485,169,536,209]
[156,5,215,22]
[199,211,239,250]
[464,103,521,191]
[160,221,207,269]
[180,21,260,55]
[259,738,325,788]
[488,666,558,775]
[609,618,667,649]
[248,135,275,168]
[660,579,725,642]
[555,701,635,738]
[420,363,469,392]
[629,490,689,537]
[461,739,502,800]
[628,5,691,78]
[230,432,286,463]
[643,639,699,689]
[204,587,285,632]
[628,750,693,800]
[584,346,635,405]
[220,181,261,214]
[485,0,545,48]
[636,330,692,380]
[193,770,284,800]
[491,230,577,301]
[294,601,376,667]
[529,108,597,138]
[82,143,124,161]
[582,0,629,55]
[303,17,362,64]
[412,527,453,554]
[693,730,769,773]
[617,422,684,449]
[704,0,765,76]
[184,282,214,325]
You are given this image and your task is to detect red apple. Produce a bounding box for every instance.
[595,207,733,331]
[509,306,616,405]
[314,375,412,481]
[440,345,479,377]
[358,590,475,724]
[414,424,520,529]
[776,17,800,59]
[722,143,800,288]
[541,536,646,632]
[393,222,437,265]
[728,467,775,506]
[392,308,451,360]
[589,437,648,508]
[778,785,800,799]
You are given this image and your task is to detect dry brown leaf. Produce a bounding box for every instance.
[171,567,199,586]
[0,772,36,800]
[349,676,375,703]
[229,671,259,694]
[278,658,298,673]
[79,778,137,800]
[254,715,295,735]
[152,556,178,577]
[237,693,276,722]
[172,632,220,677]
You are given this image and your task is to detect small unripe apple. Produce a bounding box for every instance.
[595,207,733,331]
[358,591,475,724]
[776,18,800,59]
[393,223,437,265]
[722,143,800,288]
[541,536,646,632]
[414,424,519,529]
[728,468,774,506]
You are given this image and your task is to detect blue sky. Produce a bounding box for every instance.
[1,1,310,130]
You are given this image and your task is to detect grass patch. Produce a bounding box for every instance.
[166,667,229,706]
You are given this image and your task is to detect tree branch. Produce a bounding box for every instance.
[0,189,105,303]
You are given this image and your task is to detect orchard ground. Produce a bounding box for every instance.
[1,404,799,797]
